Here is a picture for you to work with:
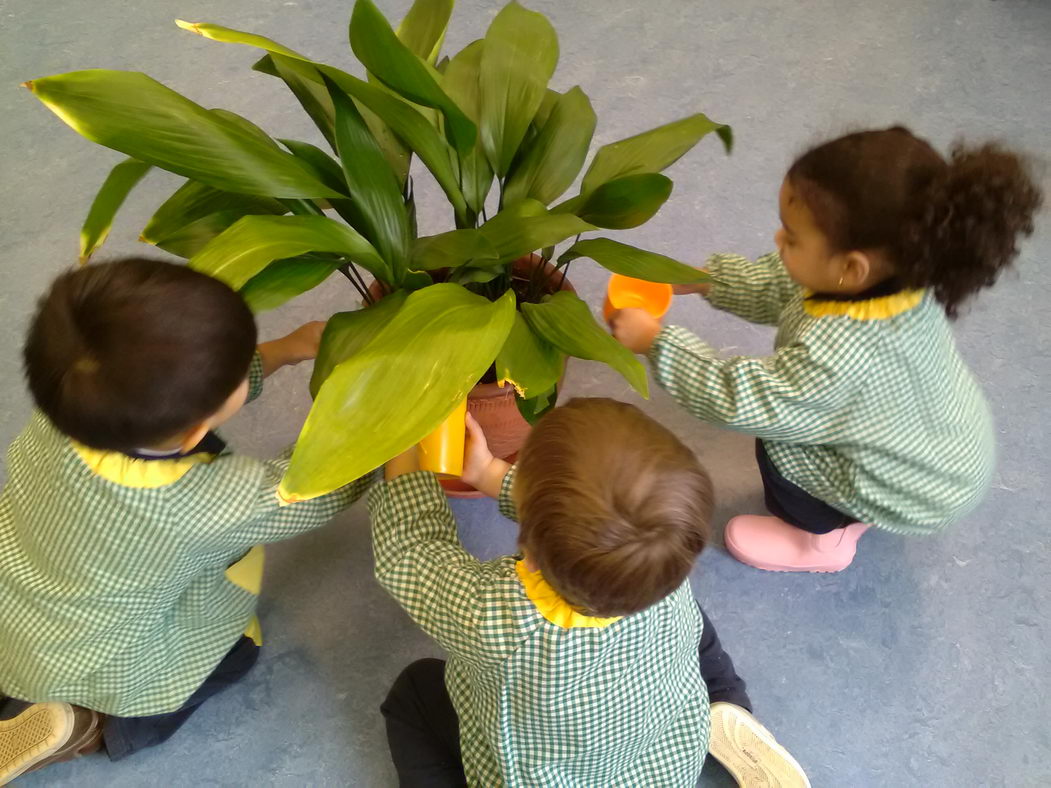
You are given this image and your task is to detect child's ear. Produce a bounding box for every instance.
[178,422,211,454]
[841,251,872,289]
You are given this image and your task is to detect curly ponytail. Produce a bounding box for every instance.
[899,144,1042,316]
[789,127,1043,317]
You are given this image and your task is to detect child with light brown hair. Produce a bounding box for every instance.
[370,397,809,787]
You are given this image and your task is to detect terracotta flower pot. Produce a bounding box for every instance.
[368,254,574,498]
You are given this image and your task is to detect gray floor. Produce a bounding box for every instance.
[2,0,1049,785]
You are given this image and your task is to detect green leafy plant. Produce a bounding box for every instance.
[24,0,730,500]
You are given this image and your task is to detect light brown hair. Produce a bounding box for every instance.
[515,398,712,617]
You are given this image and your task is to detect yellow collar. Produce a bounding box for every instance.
[515,561,621,629]
[803,289,924,321]
[72,442,215,488]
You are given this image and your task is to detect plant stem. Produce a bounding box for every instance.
[349,263,375,305]
[339,264,373,305]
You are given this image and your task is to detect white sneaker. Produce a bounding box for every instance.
[708,702,811,788]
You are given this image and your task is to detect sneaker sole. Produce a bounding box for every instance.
[708,702,811,788]
[724,537,855,574]
[0,703,74,784]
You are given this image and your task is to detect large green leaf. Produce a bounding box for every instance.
[502,87,595,209]
[411,228,499,271]
[479,2,559,177]
[441,40,492,219]
[190,214,389,288]
[580,113,732,196]
[479,200,592,263]
[255,54,337,150]
[575,173,673,229]
[281,285,516,499]
[309,291,410,398]
[320,71,468,223]
[79,158,151,263]
[182,22,409,183]
[521,291,648,396]
[495,312,565,398]
[150,210,248,259]
[240,255,340,313]
[516,383,558,425]
[558,238,713,284]
[327,76,410,281]
[396,0,454,64]
[349,0,476,155]
[25,70,340,199]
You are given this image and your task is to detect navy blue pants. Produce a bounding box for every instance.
[103,636,259,760]
[0,636,258,761]
[756,440,854,534]
[381,606,749,787]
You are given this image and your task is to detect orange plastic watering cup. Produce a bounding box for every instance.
[418,398,467,477]
[603,274,673,322]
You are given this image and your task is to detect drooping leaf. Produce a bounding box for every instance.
[79,158,151,263]
[558,238,712,284]
[411,228,499,271]
[24,70,340,199]
[326,75,410,281]
[349,0,476,155]
[240,255,340,313]
[141,180,286,254]
[479,200,592,263]
[495,312,565,398]
[281,285,516,499]
[441,40,493,219]
[309,290,410,397]
[396,0,454,64]
[521,290,648,396]
[574,173,673,229]
[502,86,595,208]
[190,214,389,289]
[479,2,559,177]
[580,113,732,196]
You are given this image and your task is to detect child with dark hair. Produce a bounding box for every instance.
[609,126,1042,573]
[371,398,809,787]
[0,258,374,781]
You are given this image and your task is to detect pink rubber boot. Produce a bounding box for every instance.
[724,515,871,573]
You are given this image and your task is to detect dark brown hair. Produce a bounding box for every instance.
[514,398,712,617]
[24,257,257,451]
[788,126,1043,316]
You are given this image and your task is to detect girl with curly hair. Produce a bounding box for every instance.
[610,126,1042,573]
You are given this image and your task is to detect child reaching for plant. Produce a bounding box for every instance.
[370,399,809,787]
[609,126,1042,573]
[0,258,375,782]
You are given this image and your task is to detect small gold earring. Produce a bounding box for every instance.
[838,275,844,288]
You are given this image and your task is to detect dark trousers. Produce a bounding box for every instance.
[104,635,259,760]
[756,440,854,534]
[0,636,258,761]
[380,606,749,788]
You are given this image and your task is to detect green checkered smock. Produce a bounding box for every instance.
[649,252,994,534]
[0,353,374,716]
[368,468,709,787]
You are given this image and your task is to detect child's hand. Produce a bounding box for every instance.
[258,321,327,377]
[608,308,663,354]
[462,413,511,499]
